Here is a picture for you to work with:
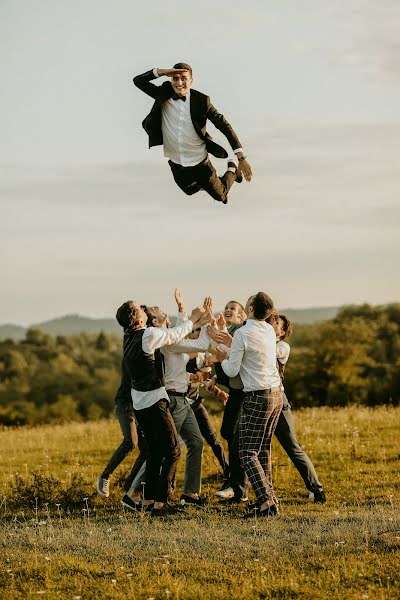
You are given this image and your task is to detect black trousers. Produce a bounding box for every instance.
[168,157,236,203]
[220,388,247,498]
[133,400,180,503]
[192,399,229,478]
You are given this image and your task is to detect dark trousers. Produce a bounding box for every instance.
[134,400,180,503]
[168,157,236,203]
[221,388,247,498]
[122,428,148,492]
[101,402,137,479]
[192,399,229,478]
[274,394,323,492]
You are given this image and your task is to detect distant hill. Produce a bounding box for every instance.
[0,307,339,340]
[280,306,339,324]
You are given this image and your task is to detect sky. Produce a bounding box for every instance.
[1,0,399,325]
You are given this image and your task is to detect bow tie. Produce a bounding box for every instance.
[172,94,186,102]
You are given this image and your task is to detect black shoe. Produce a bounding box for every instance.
[151,503,184,517]
[216,478,231,493]
[313,489,327,504]
[227,161,243,183]
[219,495,249,505]
[121,494,140,511]
[244,503,279,519]
[180,494,207,506]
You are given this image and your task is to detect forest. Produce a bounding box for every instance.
[0,303,398,426]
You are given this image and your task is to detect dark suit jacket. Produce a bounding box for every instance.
[133,69,242,159]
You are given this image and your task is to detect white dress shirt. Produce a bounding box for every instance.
[130,319,193,411]
[160,91,207,167]
[162,313,211,394]
[153,69,242,167]
[221,320,281,392]
[276,340,290,365]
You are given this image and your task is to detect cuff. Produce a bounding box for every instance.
[153,68,160,78]
[233,148,244,154]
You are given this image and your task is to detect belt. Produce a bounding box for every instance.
[166,390,187,397]
[245,386,283,397]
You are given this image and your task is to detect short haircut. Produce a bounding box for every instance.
[251,292,274,320]
[116,301,142,329]
[226,300,245,312]
[278,314,293,339]
[265,308,279,327]
[173,62,192,77]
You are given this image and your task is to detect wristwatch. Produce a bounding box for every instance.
[238,155,247,162]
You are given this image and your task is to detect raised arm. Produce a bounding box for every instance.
[207,102,252,181]
[133,68,189,100]
[219,329,245,379]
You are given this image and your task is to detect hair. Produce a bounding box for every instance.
[250,292,274,320]
[116,301,142,329]
[278,314,293,340]
[226,300,245,313]
[265,308,279,327]
[173,62,193,77]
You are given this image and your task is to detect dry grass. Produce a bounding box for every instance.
[0,405,399,599]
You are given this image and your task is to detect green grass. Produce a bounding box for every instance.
[0,405,399,599]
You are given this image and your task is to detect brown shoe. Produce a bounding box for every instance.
[227,161,243,183]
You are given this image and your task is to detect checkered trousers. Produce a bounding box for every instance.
[239,389,284,505]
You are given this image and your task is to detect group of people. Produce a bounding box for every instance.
[96,290,326,518]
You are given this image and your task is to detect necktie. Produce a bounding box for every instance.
[172,94,186,102]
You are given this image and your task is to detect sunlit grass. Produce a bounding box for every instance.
[1,406,399,599]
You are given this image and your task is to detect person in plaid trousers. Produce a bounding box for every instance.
[216,292,283,518]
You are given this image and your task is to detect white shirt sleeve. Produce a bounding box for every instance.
[153,68,160,78]
[276,341,290,365]
[164,325,210,354]
[221,329,245,378]
[142,320,193,353]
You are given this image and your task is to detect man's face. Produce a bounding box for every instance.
[224,302,244,325]
[244,295,255,318]
[171,72,192,96]
[148,306,168,328]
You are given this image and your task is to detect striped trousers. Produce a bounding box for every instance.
[239,388,283,505]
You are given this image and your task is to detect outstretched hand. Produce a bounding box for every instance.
[174,288,185,313]
[237,158,253,182]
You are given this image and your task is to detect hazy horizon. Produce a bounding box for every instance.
[1,0,399,324]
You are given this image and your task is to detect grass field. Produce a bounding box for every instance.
[0,405,399,599]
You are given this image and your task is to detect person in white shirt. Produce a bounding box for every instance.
[272,314,326,504]
[216,292,283,518]
[133,63,253,205]
[116,299,208,517]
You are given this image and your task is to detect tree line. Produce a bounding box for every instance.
[0,304,398,426]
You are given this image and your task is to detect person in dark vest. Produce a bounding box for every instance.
[272,314,327,503]
[116,300,207,516]
[133,63,252,205]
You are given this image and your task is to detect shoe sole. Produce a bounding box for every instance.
[96,484,109,498]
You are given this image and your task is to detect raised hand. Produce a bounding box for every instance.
[237,158,253,182]
[216,313,226,331]
[214,331,233,348]
[207,325,222,343]
[174,288,185,313]
[189,306,206,327]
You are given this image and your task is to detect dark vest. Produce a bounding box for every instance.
[123,328,165,392]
